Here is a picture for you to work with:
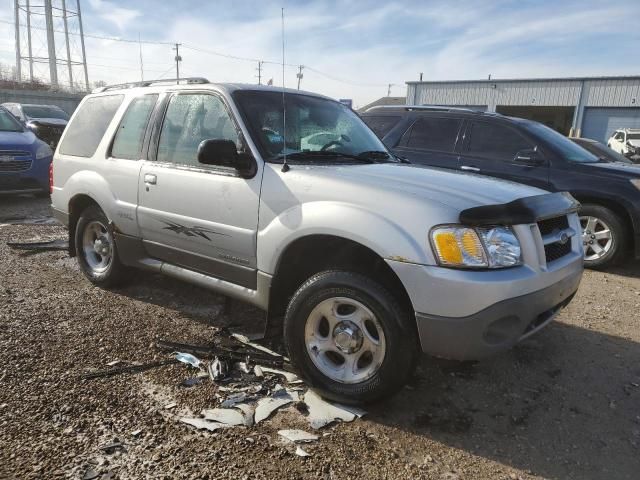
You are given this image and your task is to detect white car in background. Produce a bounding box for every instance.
[607,128,640,160]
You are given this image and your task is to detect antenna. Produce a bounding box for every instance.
[280,7,289,173]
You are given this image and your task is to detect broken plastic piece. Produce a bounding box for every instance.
[295,446,311,457]
[179,417,230,432]
[106,360,121,367]
[6,238,68,252]
[164,402,177,410]
[202,404,254,427]
[131,429,142,437]
[208,356,228,381]
[259,366,303,384]
[278,429,319,443]
[181,377,203,388]
[234,361,251,374]
[220,392,248,408]
[231,333,285,358]
[254,389,299,423]
[303,390,363,429]
[254,365,264,377]
[175,352,202,369]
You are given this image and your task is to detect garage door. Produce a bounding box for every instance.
[582,107,640,143]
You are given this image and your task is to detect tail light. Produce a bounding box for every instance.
[49,161,54,194]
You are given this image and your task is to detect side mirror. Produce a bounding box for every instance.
[514,148,544,166]
[197,139,255,177]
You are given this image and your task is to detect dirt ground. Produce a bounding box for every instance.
[1,195,639,480]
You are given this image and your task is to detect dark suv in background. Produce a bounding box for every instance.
[361,106,640,268]
[2,102,69,148]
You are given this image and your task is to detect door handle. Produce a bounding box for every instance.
[460,165,480,172]
[144,173,157,185]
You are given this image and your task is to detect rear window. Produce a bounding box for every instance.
[362,115,401,138]
[111,94,158,160]
[59,95,124,157]
[22,105,69,121]
[402,117,462,152]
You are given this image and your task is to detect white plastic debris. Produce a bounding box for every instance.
[253,365,264,377]
[259,366,303,384]
[131,429,142,437]
[179,417,229,432]
[231,333,286,359]
[106,360,121,367]
[174,352,202,369]
[278,429,319,443]
[208,357,228,381]
[234,362,251,374]
[201,408,247,426]
[164,402,177,410]
[303,390,364,429]
[254,389,300,423]
[295,446,312,457]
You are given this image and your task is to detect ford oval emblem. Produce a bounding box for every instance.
[559,232,569,245]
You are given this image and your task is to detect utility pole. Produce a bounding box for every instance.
[173,43,182,83]
[419,72,423,81]
[387,83,394,97]
[61,0,73,88]
[138,32,144,81]
[296,65,304,90]
[256,60,263,85]
[13,0,20,81]
[76,0,89,90]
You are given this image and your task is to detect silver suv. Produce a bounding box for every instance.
[51,78,584,403]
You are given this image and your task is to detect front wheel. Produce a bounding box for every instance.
[579,204,627,269]
[284,271,417,404]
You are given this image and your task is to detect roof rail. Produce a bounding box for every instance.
[364,104,481,114]
[92,77,210,93]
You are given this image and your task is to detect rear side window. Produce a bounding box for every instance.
[59,95,123,157]
[466,122,534,161]
[111,94,158,160]
[403,117,462,152]
[362,115,401,138]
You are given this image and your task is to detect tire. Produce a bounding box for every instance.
[579,204,627,269]
[74,205,127,287]
[284,270,417,404]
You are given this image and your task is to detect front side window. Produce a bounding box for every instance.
[403,117,462,152]
[0,108,24,132]
[523,121,598,163]
[59,95,124,157]
[233,90,390,162]
[157,93,239,166]
[467,122,534,161]
[111,94,158,160]
[362,115,402,138]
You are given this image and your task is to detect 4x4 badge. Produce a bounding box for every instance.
[160,220,227,241]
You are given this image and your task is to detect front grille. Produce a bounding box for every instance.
[544,241,572,263]
[0,150,32,172]
[537,215,573,264]
[537,216,569,236]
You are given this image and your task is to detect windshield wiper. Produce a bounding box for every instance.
[273,151,378,163]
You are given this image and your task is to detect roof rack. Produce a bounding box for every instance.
[364,104,480,114]
[92,77,210,93]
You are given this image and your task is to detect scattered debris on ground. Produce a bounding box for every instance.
[6,238,68,252]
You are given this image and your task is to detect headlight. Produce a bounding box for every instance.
[35,143,53,160]
[631,179,640,191]
[430,225,522,269]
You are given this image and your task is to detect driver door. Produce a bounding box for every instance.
[136,92,261,289]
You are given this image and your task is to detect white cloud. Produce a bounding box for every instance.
[88,0,141,31]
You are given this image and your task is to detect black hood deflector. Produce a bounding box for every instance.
[459,192,580,226]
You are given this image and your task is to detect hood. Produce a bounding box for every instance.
[0,129,38,149]
[581,160,640,178]
[316,163,547,211]
[27,118,67,127]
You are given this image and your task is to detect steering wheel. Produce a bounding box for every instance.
[320,140,344,151]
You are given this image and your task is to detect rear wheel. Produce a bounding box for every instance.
[75,205,127,287]
[579,204,627,269]
[284,270,417,404]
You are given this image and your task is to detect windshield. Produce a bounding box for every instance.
[0,108,24,132]
[578,140,632,164]
[23,105,69,120]
[523,122,599,163]
[233,90,390,162]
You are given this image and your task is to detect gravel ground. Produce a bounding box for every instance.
[1,195,639,480]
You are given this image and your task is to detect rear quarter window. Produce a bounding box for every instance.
[59,95,124,157]
[362,115,402,138]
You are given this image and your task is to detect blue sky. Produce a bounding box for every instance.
[2,0,640,107]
